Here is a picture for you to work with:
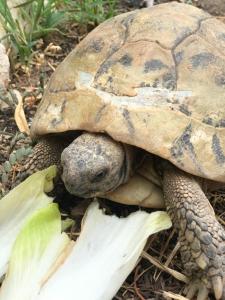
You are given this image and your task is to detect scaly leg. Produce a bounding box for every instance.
[162,165,225,300]
[18,137,66,180]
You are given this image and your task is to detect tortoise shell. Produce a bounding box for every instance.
[31,2,225,183]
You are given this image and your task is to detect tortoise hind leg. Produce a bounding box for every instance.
[162,164,225,300]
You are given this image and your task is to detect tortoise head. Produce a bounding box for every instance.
[61,132,132,198]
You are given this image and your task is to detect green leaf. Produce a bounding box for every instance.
[3,161,11,173]
[9,153,16,165]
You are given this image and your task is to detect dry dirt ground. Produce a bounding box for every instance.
[1,1,225,299]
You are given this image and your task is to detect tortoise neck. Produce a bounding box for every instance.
[120,144,141,185]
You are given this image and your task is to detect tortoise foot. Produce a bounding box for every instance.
[162,164,225,299]
[186,276,225,300]
[180,217,225,300]
[183,259,225,299]
[186,279,220,300]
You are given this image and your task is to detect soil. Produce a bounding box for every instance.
[1,1,225,299]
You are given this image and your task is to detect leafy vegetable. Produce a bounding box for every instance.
[0,166,56,278]
[0,166,171,300]
[38,201,171,300]
[0,203,70,300]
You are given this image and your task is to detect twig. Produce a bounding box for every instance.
[142,251,188,283]
[134,266,146,300]
[0,131,14,136]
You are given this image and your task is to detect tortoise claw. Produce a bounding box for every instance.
[197,286,208,300]
[186,282,198,299]
[186,281,208,300]
[212,276,223,300]
[185,276,224,300]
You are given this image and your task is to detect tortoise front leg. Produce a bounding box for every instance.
[18,137,65,180]
[162,165,225,300]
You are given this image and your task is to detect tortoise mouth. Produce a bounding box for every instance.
[74,190,101,198]
[63,180,122,199]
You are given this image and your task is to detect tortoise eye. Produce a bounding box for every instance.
[91,169,108,183]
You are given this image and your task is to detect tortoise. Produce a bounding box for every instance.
[22,2,225,299]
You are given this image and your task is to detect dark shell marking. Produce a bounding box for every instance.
[171,124,204,174]
[212,134,225,165]
[119,54,133,66]
[122,108,135,136]
[89,39,105,53]
[144,59,168,72]
[190,52,216,68]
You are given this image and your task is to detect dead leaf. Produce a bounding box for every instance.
[14,90,30,135]
[45,43,62,55]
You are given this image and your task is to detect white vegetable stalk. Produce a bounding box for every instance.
[0,203,71,300]
[0,167,171,300]
[0,166,57,278]
[37,201,171,300]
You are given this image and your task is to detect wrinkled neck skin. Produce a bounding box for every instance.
[61,132,137,198]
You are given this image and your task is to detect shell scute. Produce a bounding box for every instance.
[94,40,175,96]
[47,10,137,93]
[175,33,225,128]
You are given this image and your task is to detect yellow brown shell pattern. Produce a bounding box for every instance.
[31,2,225,182]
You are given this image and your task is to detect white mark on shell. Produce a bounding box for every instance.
[76,71,192,109]
[76,71,94,89]
[95,86,192,108]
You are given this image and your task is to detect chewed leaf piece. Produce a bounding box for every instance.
[0,166,57,277]
[0,203,70,300]
[38,201,171,300]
